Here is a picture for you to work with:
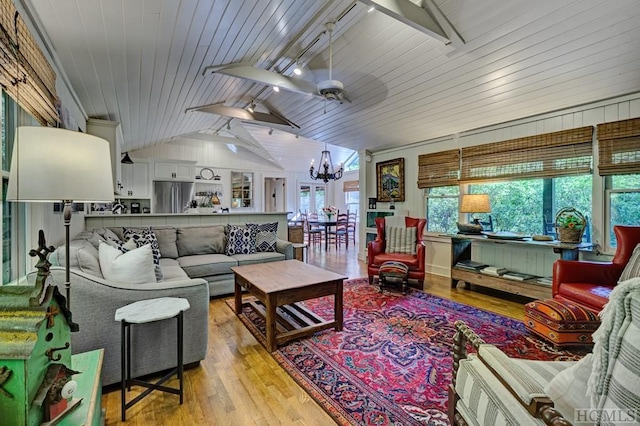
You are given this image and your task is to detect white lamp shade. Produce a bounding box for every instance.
[6,126,114,202]
[460,194,491,213]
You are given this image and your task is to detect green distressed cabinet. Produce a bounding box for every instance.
[0,284,75,425]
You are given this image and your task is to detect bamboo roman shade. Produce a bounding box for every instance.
[460,126,593,182]
[0,0,58,125]
[343,180,359,192]
[417,149,460,188]
[597,118,640,176]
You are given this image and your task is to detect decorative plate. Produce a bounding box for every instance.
[482,231,528,240]
[199,167,214,180]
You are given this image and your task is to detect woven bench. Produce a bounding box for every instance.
[378,261,409,294]
[524,298,600,347]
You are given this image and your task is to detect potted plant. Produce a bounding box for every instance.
[322,205,338,220]
[198,199,215,214]
[555,207,586,243]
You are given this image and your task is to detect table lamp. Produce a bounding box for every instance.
[6,126,114,308]
[458,194,491,234]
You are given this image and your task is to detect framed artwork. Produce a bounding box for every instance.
[376,158,405,202]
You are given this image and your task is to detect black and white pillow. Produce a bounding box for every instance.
[123,227,163,281]
[225,225,257,255]
[248,222,278,252]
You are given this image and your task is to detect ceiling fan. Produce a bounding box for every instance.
[203,22,351,104]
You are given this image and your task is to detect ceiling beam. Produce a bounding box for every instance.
[359,0,449,43]
[186,102,296,127]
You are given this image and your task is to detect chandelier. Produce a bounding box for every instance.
[310,143,343,183]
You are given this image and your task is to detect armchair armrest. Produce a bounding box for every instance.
[552,260,623,296]
[276,239,293,259]
[416,242,425,271]
[450,321,572,425]
[367,238,384,265]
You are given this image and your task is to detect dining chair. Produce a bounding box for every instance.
[306,211,323,246]
[347,210,357,245]
[327,212,349,248]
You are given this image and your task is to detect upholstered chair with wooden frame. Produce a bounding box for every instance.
[367,216,426,287]
[450,279,640,425]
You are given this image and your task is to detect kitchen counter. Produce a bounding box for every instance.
[84,211,292,240]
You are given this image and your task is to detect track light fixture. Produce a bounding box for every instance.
[293,61,302,75]
[268,128,273,135]
[121,152,134,164]
[226,121,231,130]
[273,86,280,92]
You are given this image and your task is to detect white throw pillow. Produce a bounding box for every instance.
[543,353,593,423]
[98,242,157,284]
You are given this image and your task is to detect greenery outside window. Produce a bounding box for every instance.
[470,176,592,238]
[606,174,640,248]
[426,186,459,234]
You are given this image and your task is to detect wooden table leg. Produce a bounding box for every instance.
[234,277,242,314]
[265,294,277,352]
[335,280,343,331]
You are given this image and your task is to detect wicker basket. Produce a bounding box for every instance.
[555,207,586,243]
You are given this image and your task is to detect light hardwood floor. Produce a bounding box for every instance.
[102,242,530,425]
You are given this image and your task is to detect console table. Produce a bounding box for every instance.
[449,234,593,299]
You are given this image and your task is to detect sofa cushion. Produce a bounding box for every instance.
[52,239,103,279]
[178,254,238,278]
[248,222,278,252]
[619,243,640,282]
[151,226,179,259]
[232,251,285,266]
[98,242,156,284]
[557,283,611,310]
[225,225,257,255]
[159,258,189,281]
[176,225,226,256]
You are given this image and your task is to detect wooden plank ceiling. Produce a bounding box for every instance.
[25,0,640,171]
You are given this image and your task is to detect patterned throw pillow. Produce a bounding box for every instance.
[619,243,640,282]
[225,225,257,255]
[247,222,278,252]
[386,226,417,254]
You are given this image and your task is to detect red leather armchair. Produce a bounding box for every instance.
[367,216,426,286]
[553,225,640,313]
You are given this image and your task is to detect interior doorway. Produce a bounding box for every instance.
[264,177,286,212]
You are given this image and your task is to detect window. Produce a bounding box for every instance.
[345,191,359,217]
[299,183,326,214]
[2,92,27,284]
[606,174,640,247]
[426,186,459,234]
[469,175,592,238]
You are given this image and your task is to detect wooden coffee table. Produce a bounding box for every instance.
[232,260,347,352]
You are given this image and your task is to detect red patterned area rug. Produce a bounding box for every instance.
[229,278,587,426]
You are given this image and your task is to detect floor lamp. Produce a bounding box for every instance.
[6,126,114,308]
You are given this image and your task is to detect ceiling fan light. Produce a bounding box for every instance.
[247,102,255,113]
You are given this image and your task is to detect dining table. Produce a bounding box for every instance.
[307,219,337,250]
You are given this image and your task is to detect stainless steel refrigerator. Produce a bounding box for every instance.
[153,181,194,213]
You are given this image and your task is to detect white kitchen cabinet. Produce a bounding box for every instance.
[153,160,195,181]
[120,161,150,198]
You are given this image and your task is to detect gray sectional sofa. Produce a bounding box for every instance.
[45,224,293,386]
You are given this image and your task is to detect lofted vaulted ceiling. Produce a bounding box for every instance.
[24,0,640,171]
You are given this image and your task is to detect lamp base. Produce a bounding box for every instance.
[456,222,483,234]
